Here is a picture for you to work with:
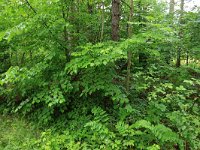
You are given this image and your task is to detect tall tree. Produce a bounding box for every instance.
[126,0,133,92]
[62,0,69,61]
[169,0,175,16]
[100,1,105,42]
[164,0,175,64]
[176,0,184,67]
[111,0,120,41]
[138,0,147,68]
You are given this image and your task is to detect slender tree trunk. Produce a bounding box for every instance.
[16,51,19,66]
[128,0,133,38]
[100,1,105,42]
[20,52,25,66]
[10,50,13,66]
[112,0,120,41]
[87,1,95,42]
[87,1,93,14]
[176,49,181,67]
[186,49,189,65]
[165,0,175,64]
[169,0,175,16]
[62,2,69,61]
[30,50,32,61]
[180,0,184,15]
[126,0,133,92]
[138,0,147,68]
[67,1,76,62]
[176,0,184,67]
[76,0,80,45]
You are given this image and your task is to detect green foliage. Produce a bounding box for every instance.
[0,0,199,149]
[29,108,185,150]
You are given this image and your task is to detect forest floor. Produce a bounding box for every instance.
[0,115,39,150]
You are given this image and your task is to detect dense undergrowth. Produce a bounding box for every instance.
[0,63,199,150]
[0,0,200,149]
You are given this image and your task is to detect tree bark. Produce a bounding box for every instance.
[100,1,105,42]
[176,0,184,67]
[67,1,76,62]
[186,49,189,65]
[87,1,93,14]
[169,0,175,16]
[126,0,133,92]
[165,0,175,64]
[112,0,120,41]
[20,52,25,66]
[62,1,69,61]
[138,0,147,68]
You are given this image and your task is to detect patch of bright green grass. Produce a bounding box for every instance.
[0,115,40,150]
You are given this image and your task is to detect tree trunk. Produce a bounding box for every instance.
[100,1,105,42]
[67,1,76,62]
[112,0,120,41]
[62,2,69,61]
[138,0,147,68]
[176,0,184,67]
[30,50,32,61]
[169,0,175,16]
[20,52,25,66]
[176,48,181,67]
[87,1,93,14]
[186,49,189,65]
[165,0,175,64]
[126,0,133,92]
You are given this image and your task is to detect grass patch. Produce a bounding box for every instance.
[0,115,40,150]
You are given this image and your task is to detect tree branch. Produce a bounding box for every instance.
[25,0,67,50]
[121,0,131,9]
